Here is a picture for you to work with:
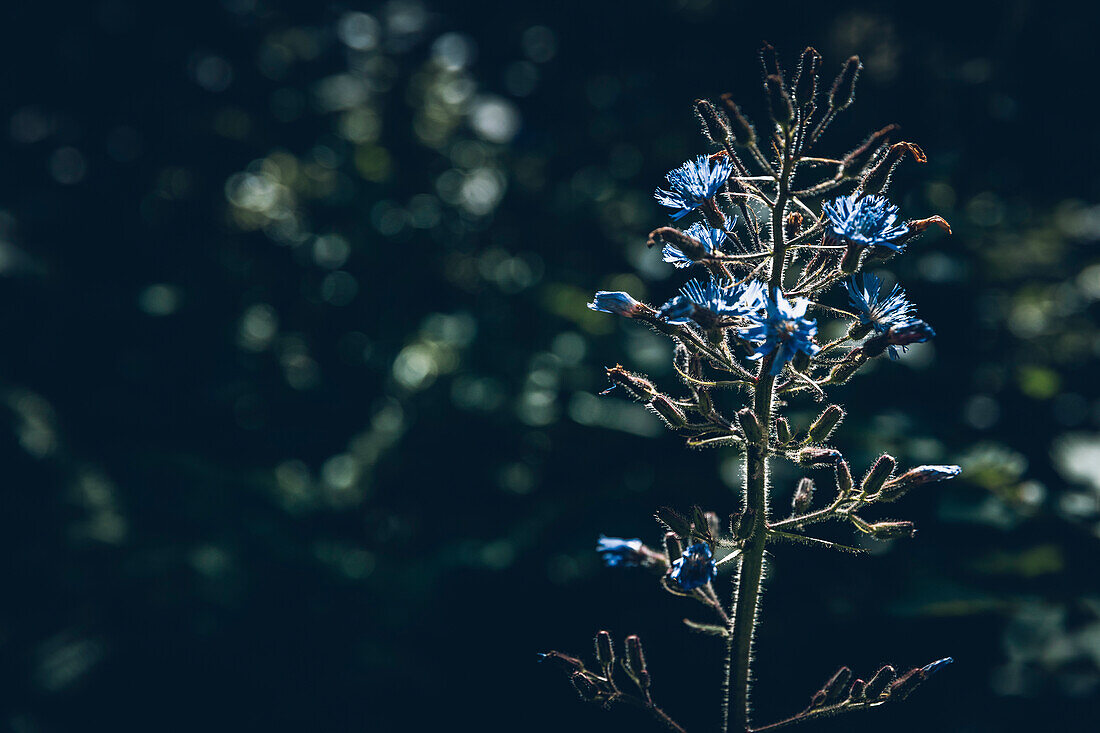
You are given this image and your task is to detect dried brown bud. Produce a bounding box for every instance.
[907,215,952,235]
[606,364,658,401]
[647,225,711,261]
[828,56,862,111]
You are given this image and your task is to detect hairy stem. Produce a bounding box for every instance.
[724,368,775,732]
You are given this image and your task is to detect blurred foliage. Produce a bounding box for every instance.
[0,1,1097,731]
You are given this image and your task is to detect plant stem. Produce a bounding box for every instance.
[727,127,794,733]
[724,369,775,733]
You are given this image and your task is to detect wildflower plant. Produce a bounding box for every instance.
[541,46,960,732]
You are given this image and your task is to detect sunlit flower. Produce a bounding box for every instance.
[596,536,645,567]
[588,291,643,317]
[669,543,716,590]
[662,221,732,268]
[845,274,916,358]
[658,278,765,326]
[740,291,820,374]
[823,193,908,250]
[654,155,733,220]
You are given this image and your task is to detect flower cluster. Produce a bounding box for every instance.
[546,46,961,733]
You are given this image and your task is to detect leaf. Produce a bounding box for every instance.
[655,506,691,539]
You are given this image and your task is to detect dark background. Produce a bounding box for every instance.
[0,1,1097,731]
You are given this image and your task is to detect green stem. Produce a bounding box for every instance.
[724,369,775,733]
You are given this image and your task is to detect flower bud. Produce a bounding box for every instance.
[571,671,602,701]
[792,477,815,513]
[663,531,683,564]
[624,635,647,680]
[798,447,842,467]
[794,47,821,109]
[776,417,792,445]
[720,94,756,147]
[827,349,867,384]
[694,98,732,146]
[822,666,852,704]
[889,668,925,701]
[861,142,926,196]
[765,74,794,128]
[860,454,896,496]
[808,405,844,443]
[847,320,873,340]
[835,460,854,496]
[737,407,764,444]
[921,657,954,677]
[648,225,712,262]
[847,678,866,702]
[865,665,896,699]
[828,56,861,111]
[649,395,688,428]
[589,291,645,317]
[879,464,961,502]
[595,630,614,668]
[841,124,899,175]
[868,520,916,539]
[606,364,658,401]
[538,651,586,674]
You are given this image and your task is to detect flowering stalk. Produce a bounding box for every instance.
[541,46,961,733]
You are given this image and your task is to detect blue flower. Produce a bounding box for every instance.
[921,657,954,677]
[886,318,935,346]
[845,274,916,358]
[588,291,644,317]
[662,220,735,268]
[597,536,645,567]
[654,155,734,221]
[739,291,820,375]
[669,543,717,590]
[658,278,765,326]
[823,193,909,251]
